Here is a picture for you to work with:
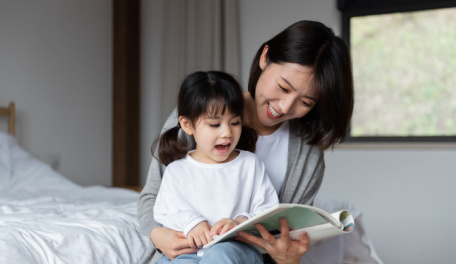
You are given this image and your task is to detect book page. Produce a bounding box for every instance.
[240,206,328,237]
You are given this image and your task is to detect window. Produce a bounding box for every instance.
[339,0,456,142]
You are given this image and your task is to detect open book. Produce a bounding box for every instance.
[201,203,354,253]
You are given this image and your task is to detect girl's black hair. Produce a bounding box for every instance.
[248,20,354,151]
[152,71,257,165]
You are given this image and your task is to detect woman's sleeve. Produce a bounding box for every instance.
[299,150,325,206]
[137,108,195,237]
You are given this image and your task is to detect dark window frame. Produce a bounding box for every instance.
[338,0,456,143]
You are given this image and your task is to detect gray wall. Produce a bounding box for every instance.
[141,0,456,263]
[0,0,112,186]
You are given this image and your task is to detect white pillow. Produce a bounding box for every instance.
[0,131,79,196]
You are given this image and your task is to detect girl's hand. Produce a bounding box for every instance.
[150,227,198,260]
[236,217,310,264]
[187,221,212,249]
[210,217,247,236]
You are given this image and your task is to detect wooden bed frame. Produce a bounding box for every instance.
[0,102,15,136]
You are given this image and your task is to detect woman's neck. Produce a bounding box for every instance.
[243,91,282,136]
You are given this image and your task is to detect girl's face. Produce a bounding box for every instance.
[179,110,242,164]
[254,46,317,131]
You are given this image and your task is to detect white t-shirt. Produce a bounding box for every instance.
[153,150,279,236]
[255,121,289,195]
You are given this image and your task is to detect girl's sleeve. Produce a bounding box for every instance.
[235,154,279,220]
[153,169,206,237]
[137,108,195,237]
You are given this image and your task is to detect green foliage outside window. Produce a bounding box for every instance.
[350,7,456,137]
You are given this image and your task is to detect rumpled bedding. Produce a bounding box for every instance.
[0,132,149,264]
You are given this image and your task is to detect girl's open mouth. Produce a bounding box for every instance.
[215,143,231,153]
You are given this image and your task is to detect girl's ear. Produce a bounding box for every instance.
[179,116,194,135]
[259,45,269,70]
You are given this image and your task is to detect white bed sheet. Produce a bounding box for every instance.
[0,132,149,264]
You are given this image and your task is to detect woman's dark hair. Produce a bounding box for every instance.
[153,71,257,165]
[248,20,354,151]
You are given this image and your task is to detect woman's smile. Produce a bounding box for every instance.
[267,103,282,119]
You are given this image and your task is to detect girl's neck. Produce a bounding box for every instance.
[243,91,282,136]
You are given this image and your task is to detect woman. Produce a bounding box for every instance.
[138,20,354,264]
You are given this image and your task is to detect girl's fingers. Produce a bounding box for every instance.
[194,236,203,248]
[220,224,232,235]
[187,236,196,249]
[210,224,221,236]
[205,230,213,242]
[199,235,207,246]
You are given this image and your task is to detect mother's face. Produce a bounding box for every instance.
[254,46,317,129]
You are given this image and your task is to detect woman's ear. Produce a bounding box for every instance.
[259,45,269,70]
[178,116,194,135]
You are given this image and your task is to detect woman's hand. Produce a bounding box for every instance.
[236,217,310,264]
[150,227,198,260]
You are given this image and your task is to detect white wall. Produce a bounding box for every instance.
[141,1,456,263]
[0,0,112,186]
[238,0,341,86]
[323,147,456,263]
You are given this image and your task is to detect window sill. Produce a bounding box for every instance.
[336,142,456,150]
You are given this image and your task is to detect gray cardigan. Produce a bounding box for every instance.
[137,109,325,263]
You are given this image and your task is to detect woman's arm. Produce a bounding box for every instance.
[150,228,198,259]
[137,108,197,259]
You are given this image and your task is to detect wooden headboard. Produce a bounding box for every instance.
[0,102,15,136]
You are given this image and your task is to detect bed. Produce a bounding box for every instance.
[0,102,149,263]
[1,102,383,264]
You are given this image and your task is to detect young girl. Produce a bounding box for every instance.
[151,71,279,263]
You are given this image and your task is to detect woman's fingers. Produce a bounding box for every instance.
[151,228,198,260]
[236,218,311,263]
[254,223,277,245]
[278,217,290,241]
[236,228,269,249]
[169,247,199,260]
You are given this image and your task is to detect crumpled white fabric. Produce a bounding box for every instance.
[0,132,149,264]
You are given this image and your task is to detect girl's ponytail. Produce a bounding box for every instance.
[236,124,258,153]
[151,125,188,166]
